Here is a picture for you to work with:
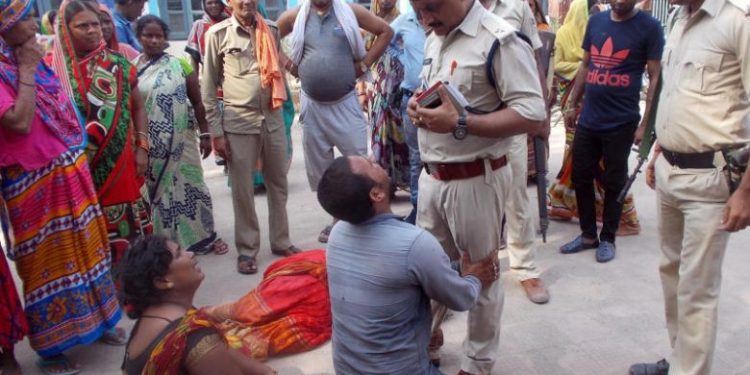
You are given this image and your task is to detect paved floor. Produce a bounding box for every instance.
[9,119,750,374]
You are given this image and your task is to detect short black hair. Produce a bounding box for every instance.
[63,0,100,28]
[317,156,376,224]
[115,236,173,319]
[135,14,169,38]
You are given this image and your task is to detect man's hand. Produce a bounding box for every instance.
[199,137,212,159]
[634,123,646,145]
[135,148,148,177]
[213,136,231,162]
[415,87,459,134]
[563,108,577,131]
[720,188,750,232]
[461,249,500,289]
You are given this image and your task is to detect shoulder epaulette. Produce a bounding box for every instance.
[728,0,750,15]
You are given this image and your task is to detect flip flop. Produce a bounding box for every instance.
[99,326,127,346]
[211,239,230,255]
[37,355,81,375]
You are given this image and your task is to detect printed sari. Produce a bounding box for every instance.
[142,250,331,374]
[137,54,218,252]
[51,3,152,264]
[0,30,120,356]
[369,44,409,189]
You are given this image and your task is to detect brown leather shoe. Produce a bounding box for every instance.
[520,278,550,304]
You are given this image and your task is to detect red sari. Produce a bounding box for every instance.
[51,2,152,264]
[0,235,27,349]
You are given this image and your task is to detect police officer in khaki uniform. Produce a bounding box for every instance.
[202,0,299,275]
[407,0,546,373]
[630,0,750,373]
[482,0,551,304]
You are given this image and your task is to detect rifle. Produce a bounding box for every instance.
[533,137,549,242]
[617,76,662,204]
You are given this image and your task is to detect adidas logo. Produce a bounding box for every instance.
[590,37,630,69]
[586,37,632,87]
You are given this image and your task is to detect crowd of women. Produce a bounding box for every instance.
[0,0,289,373]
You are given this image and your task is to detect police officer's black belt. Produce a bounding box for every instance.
[662,149,715,169]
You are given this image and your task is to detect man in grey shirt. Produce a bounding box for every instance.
[317,156,499,375]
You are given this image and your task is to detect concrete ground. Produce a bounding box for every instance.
[9,117,750,374]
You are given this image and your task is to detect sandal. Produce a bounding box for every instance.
[271,245,303,257]
[37,354,81,375]
[99,326,127,346]
[237,255,258,275]
[211,239,230,255]
[318,225,333,243]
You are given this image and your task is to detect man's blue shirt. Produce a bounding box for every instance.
[114,10,142,52]
[390,11,426,92]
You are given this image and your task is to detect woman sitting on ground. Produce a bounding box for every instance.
[117,236,276,375]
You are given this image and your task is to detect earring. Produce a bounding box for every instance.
[166,282,174,289]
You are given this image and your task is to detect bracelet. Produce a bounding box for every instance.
[135,131,149,139]
[19,80,35,87]
[199,132,211,138]
[135,138,150,152]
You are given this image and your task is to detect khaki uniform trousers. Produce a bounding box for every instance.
[506,135,540,280]
[655,155,731,375]
[226,122,292,258]
[417,162,511,375]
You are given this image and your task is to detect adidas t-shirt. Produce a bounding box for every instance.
[578,10,664,130]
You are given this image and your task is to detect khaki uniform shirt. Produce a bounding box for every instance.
[655,0,750,153]
[487,0,543,50]
[202,16,283,136]
[419,0,545,163]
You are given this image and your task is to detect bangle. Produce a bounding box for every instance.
[199,132,211,138]
[135,138,150,152]
[19,80,35,87]
[136,131,149,139]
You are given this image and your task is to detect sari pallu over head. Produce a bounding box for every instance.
[51,0,141,206]
[0,0,85,157]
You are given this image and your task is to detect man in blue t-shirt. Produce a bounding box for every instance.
[559,0,664,263]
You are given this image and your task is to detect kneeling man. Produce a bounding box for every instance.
[318,156,498,375]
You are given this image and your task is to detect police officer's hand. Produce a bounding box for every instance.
[407,93,425,127]
[721,188,750,232]
[415,87,459,134]
[646,144,662,190]
[213,136,231,163]
[461,249,500,289]
[532,116,551,139]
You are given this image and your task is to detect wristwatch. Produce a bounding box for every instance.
[453,113,468,140]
